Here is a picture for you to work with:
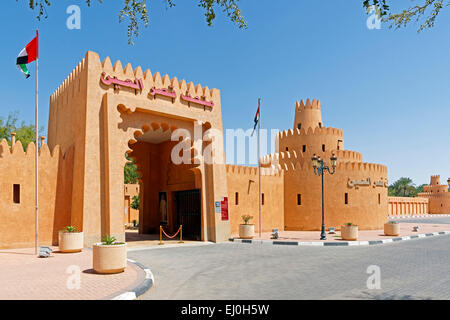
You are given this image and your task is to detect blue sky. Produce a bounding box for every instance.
[0,0,449,185]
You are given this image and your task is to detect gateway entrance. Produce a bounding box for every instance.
[175,190,201,240]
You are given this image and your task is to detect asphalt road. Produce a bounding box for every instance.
[129,217,450,300]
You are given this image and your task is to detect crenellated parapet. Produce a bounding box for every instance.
[0,139,61,160]
[87,51,220,101]
[261,149,363,169]
[277,126,345,156]
[225,164,283,177]
[277,127,344,140]
[295,98,321,111]
[50,58,87,108]
[279,159,387,175]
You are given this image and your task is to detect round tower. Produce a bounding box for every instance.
[430,175,441,186]
[293,98,323,131]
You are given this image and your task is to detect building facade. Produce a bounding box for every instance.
[418,175,450,214]
[0,52,391,249]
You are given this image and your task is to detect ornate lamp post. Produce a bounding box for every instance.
[311,153,338,240]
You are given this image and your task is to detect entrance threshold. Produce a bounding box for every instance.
[125,230,203,249]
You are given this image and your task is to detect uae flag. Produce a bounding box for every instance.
[16,33,39,79]
[251,98,261,137]
[253,99,260,130]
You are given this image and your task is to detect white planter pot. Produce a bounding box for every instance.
[384,223,400,236]
[341,225,358,241]
[239,224,255,239]
[58,231,84,253]
[93,243,127,274]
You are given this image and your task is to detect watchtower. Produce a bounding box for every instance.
[293,98,323,131]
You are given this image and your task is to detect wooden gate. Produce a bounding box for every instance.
[175,190,201,240]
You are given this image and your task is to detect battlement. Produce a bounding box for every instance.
[277,126,344,140]
[0,139,61,160]
[104,51,218,97]
[295,99,321,111]
[50,51,221,113]
[430,175,441,185]
[261,149,362,167]
[50,58,87,105]
[225,164,283,177]
[280,159,387,174]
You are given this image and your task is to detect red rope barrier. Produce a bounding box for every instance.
[161,226,181,239]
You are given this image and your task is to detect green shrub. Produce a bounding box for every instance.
[61,226,78,233]
[101,235,125,245]
[241,215,253,225]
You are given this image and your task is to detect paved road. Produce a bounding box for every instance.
[129,227,450,300]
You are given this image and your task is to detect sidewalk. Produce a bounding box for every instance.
[231,223,450,243]
[0,247,145,300]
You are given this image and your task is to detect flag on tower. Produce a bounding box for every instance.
[16,33,39,78]
[251,100,260,137]
[253,104,260,130]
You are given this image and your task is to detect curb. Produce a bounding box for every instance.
[229,230,450,247]
[390,214,450,219]
[111,259,155,300]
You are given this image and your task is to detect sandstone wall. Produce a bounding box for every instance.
[0,140,73,249]
[226,165,284,235]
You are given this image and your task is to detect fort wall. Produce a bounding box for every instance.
[226,165,284,235]
[283,160,388,230]
[388,197,429,216]
[0,140,73,249]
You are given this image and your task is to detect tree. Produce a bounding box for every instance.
[18,0,247,45]
[363,0,449,32]
[0,111,44,149]
[124,156,139,184]
[415,183,427,195]
[131,195,140,210]
[388,177,417,197]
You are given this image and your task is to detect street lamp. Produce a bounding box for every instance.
[447,178,450,190]
[312,153,338,240]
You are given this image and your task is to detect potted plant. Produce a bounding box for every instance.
[341,222,358,241]
[59,226,84,253]
[239,215,255,239]
[384,221,400,236]
[93,235,127,274]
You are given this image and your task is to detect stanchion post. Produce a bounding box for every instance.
[179,225,184,243]
[159,225,163,245]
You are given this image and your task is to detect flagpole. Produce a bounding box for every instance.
[258,98,262,239]
[35,30,39,255]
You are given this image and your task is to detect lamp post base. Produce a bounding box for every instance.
[320,229,327,240]
[320,226,327,240]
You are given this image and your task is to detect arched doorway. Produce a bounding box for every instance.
[120,107,205,241]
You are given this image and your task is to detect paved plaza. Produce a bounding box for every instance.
[130,217,450,300]
[0,247,145,300]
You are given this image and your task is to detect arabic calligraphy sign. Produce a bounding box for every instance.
[181,93,215,108]
[149,86,177,99]
[348,178,388,189]
[100,73,215,109]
